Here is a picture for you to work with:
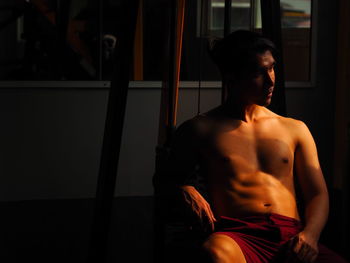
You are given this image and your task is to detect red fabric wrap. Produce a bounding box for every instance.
[214,213,347,263]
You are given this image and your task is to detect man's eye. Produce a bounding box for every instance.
[251,70,264,77]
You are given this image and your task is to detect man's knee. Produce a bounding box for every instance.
[201,234,246,263]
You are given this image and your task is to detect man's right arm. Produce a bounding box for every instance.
[287,120,329,263]
[180,185,217,231]
[168,119,216,231]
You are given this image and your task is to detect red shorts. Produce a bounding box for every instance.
[214,213,347,263]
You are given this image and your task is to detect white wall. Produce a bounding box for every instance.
[0,0,341,202]
[0,89,107,201]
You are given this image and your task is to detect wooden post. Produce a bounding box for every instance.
[87,1,140,262]
[333,0,350,252]
[153,1,186,262]
[222,0,232,103]
[134,0,144,80]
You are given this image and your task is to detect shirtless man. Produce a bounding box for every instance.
[167,30,346,263]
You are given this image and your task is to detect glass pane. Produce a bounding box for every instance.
[180,0,254,81]
[141,0,262,81]
[281,0,312,82]
[141,0,170,81]
[207,0,253,37]
[200,0,313,82]
[281,0,311,28]
[0,0,313,82]
[179,0,223,81]
[179,0,262,81]
[0,0,103,80]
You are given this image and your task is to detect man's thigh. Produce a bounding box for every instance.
[202,233,247,263]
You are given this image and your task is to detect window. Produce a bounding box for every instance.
[0,0,314,84]
[0,0,133,81]
[201,0,313,83]
[280,0,313,82]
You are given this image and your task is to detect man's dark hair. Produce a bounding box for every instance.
[208,30,277,79]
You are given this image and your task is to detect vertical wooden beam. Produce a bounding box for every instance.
[134,0,144,80]
[333,0,350,251]
[87,1,139,262]
[333,0,350,190]
[224,0,232,37]
[156,0,186,146]
[250,0,256,31]
[97,0,103,80]
[153,1,186,262]
[222,0,232,103]
[173,0,186,126]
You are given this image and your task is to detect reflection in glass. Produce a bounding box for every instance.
[0,0,125,81]
[281,0,312,82]
[0,0,313,82]
[0,0,100,80]
[208,0,253,36]
[281,0,311,28]
[201,0,313,82]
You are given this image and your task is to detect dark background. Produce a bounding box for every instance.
[0,0,348,262]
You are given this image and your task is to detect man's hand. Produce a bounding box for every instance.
[286,231,319,263]
[180,185,217,231]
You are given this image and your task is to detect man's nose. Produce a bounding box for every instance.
[264,70,275,86]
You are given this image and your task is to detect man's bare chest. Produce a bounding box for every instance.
[200,122,295,177]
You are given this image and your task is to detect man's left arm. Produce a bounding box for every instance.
[290,120,329,262]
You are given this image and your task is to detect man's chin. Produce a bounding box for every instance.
[257,98,272,107]
[264,98,272,106]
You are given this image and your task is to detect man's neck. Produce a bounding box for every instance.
[222,101,264,123]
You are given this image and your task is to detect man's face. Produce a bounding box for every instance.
[231,50,276,106]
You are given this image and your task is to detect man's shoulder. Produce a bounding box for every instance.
[176,113,216,138]
[272,114,311,143]
[275,115,307,130]
[262,108,310,136]
[262,108,306,126]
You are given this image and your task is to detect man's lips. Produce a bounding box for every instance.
[265,88,274,96]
